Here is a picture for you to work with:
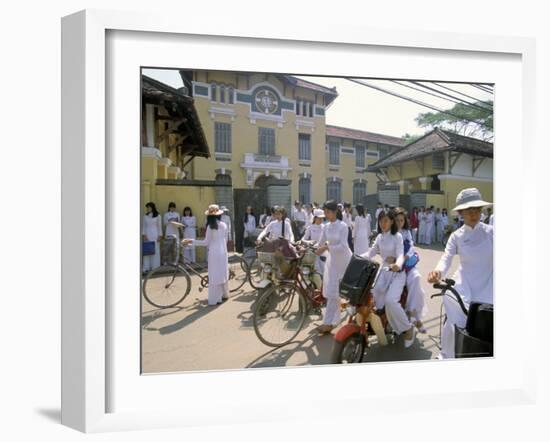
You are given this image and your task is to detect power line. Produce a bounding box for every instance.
[410,81,492,113]
[390,80,464,106]
[472,84,493,93]
[432,82,493,109]
[391,80,492,112]
[346,78,488,126]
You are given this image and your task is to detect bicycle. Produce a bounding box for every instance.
[142,237,249,308]
[252,242,324,347]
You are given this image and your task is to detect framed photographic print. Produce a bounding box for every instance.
[62,9,537,433]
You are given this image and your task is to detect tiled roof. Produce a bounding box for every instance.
[142,75,210,158]
[282,75,338,96]
[325,125,407,147]
[368,128,493,170]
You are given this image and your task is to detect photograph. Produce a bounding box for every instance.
[140,68,494,373]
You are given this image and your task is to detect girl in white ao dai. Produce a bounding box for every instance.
[428,188,493,359]
[361,210,416,347]
[394,208,427,333]
[142,202,162,273]
[315,201,352,334]
[182,205,229,306]
[181,206,197,263]
[352,204,372,256]
[302,208,327,274]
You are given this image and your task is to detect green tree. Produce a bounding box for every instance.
[401,133,422,145]
[415,100,493,141]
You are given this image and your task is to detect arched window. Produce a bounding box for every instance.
[215,173,232,185]
[210,83,217,102]
[220,84,226,103]
[326,180,341,202]
[353,182,367,205]
[299,177,311,204]
[228,86,234,104]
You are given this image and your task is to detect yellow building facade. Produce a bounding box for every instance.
[369,128,493,212]
[185,70,405,212]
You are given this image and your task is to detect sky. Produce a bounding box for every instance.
[142,68,493,139]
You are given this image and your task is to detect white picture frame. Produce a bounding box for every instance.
[61,9,537,433]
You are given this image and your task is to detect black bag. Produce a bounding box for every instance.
[455,303,493,358]
[339,255,379,305]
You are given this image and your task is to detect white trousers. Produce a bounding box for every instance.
[441,293,469,358]
[373,271,410,334]
[323,296,341,326]
[142,241,160,272]
[183,244,196,263]
[208,281,229,305]
[405,268,426,321]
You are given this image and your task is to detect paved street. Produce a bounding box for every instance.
[141,243,459,373]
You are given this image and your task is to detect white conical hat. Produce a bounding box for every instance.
[452,188,493,212]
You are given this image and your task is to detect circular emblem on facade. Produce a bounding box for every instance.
[254,88,279,114]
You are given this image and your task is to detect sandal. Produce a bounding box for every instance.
[316,324,334,335]
[414,320,427,334]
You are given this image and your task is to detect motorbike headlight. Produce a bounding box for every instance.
[263,264,272,273]
[302,267,310,275]
[346,305,357,316]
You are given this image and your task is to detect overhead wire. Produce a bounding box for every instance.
[432,82,493,109]
[409,81,492,113]
[390,80,464,106]
[471,84,493,93]
[346,78,488,126]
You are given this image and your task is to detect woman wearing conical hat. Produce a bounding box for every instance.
[427,188,493,359]
[182,204,229,306]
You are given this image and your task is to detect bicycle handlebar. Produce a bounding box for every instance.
[431,278,468,315]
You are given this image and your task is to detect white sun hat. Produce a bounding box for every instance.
[452,188,493,212]
[220,206,229,212]
[204,204,224,216]
[313,208,325,218]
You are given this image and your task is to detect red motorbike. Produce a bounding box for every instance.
[331,258,408,364]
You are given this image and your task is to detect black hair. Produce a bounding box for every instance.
[394,207,410,230]
[243,206,255,224]
[323,199,343,221]
[263,206,270,214]
[377,208,398,235]
[168,202,176,209]
[183,206,193,217]
[356,204,366,217]
[145,202,159,218]
[206,214,221,230]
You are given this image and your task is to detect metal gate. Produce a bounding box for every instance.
[233,188,268,253]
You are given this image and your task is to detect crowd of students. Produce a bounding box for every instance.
[142,187,493,359]
[249,188,493,357]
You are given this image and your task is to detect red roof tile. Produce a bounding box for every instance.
[325,125,406,147]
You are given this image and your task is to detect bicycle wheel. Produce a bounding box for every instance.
[142,265,191,308]
[253,283,307,347]
[247,256,264,289]
[228,255,248,292]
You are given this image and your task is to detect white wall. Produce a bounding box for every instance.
[450,154,493,179]
[1,1,549,441]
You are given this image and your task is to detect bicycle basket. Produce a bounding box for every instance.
[339,255,379,305]
[273,253,298,280]
[257,251,275,264]
[301,250,317,266]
